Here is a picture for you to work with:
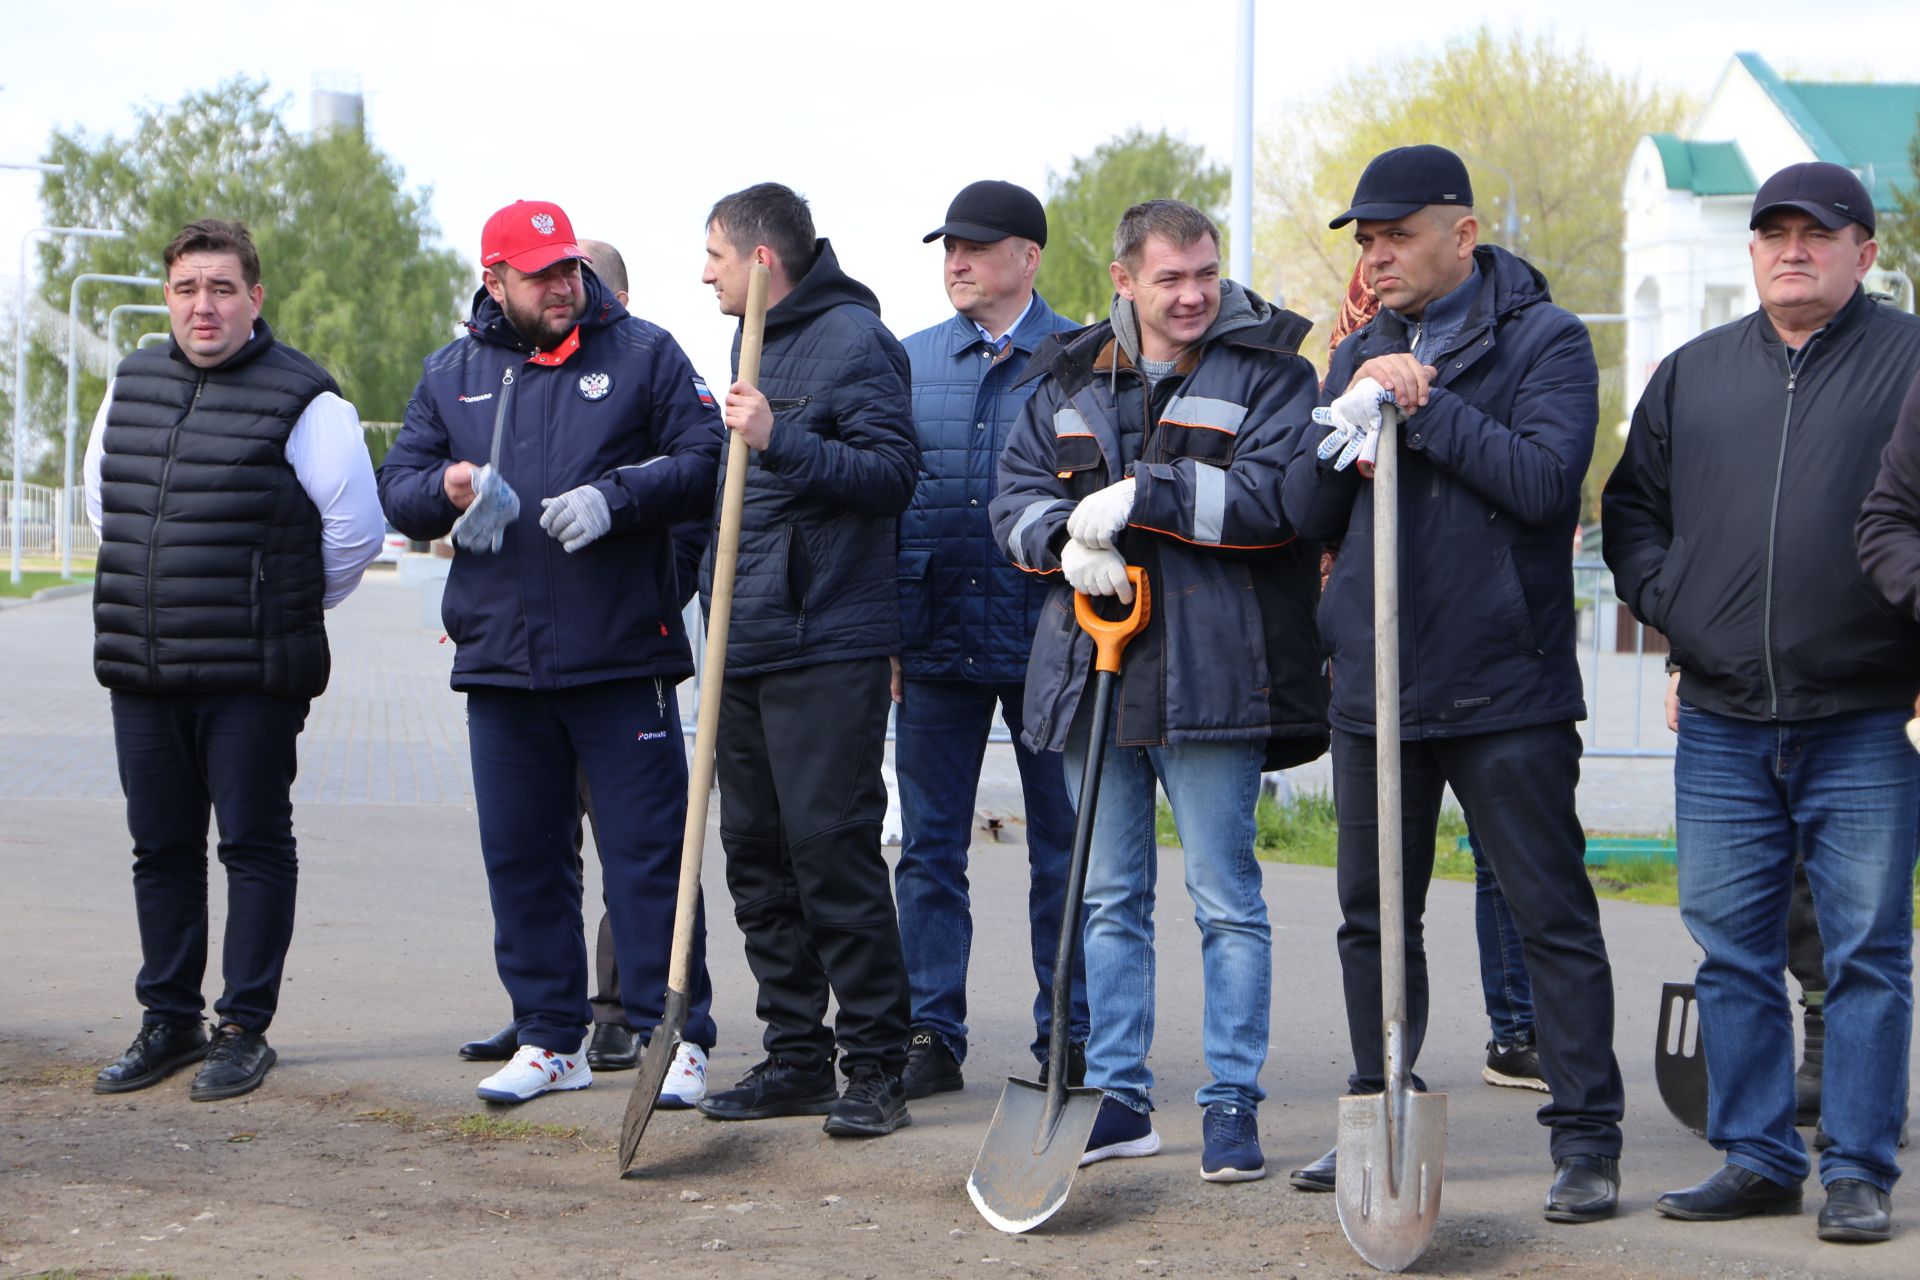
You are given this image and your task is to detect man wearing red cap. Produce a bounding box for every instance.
[379,200,723,1106]
[1609,161,1920,1242]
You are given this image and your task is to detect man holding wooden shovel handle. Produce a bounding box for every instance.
[1281,144,1625,1231]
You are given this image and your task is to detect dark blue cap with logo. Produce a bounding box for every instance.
[1330,144,1475,229]
[1750,161,1875,237]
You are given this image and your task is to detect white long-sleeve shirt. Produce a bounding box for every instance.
[84,382,385,609]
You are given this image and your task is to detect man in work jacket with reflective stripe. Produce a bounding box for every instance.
[379,199,723,1107]
[1608,161,1920,1243]
[1280,144,1622,1221]
[893,180,1086,1101]
[993,199,1328,1184]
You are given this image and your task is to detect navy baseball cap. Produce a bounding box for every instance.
[924,180,1048,247]
[1750,162,1875,237]
[1330,145,1475,229]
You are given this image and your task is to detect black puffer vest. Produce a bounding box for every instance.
[93,321,337,698]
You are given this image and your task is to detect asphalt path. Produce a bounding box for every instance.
[3,569,1915,1277]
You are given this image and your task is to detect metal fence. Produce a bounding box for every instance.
[1573,557,1674,759]
[0,483,98,559]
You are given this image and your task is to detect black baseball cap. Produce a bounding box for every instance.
[923,180,1048,247]
[1329,144,1475,229]
[1750,161,1875,236]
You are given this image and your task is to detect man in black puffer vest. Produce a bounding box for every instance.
[693,183,920,1137]
[84,218,383,1102]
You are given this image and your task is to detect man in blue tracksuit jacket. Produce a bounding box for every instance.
[893,181,1087,1100]
[378,200,722,1106]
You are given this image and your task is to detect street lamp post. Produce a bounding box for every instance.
[10,225,122,584]
[63,273,162,577]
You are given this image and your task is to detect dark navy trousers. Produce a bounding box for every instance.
[111,689,310,1035]
[466,678,714,1054]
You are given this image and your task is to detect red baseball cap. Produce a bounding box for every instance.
[481,199,590,273]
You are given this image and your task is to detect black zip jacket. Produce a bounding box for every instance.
[1603,287,1920,721]
[1857,371,1920,622]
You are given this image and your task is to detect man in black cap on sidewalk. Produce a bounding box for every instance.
[1611,161,1920,1244]
[893,181,1087,1099]
[1282,144,1624,1221]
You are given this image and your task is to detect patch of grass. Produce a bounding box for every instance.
[451,1114,582,1142]
[0,570,92,599]
[4,1064,98,1087]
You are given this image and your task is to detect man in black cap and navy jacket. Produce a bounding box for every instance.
[1282,144,1624,1221]
[1608,161,1920,1244]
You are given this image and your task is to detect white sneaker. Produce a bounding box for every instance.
[476,1042,591,1103]
[659,1041,708,1109]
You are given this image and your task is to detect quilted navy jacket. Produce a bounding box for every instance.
[700,239,919,677]
[897,294,1081,683]
[378,269,722,690]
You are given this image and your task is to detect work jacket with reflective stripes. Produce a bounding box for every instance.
[1285,244,1594,739]
[897,293,1080,684]
[991,289,1330,766]
[1610,285,1920,721]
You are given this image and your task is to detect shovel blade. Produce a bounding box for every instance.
[966,1077,1105,1234]
[617,987,691,1175]
[1335,1087,1448,1273]
[1654,980,1709,1138]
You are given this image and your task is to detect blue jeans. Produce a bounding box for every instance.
[894,679,1087,1063]
[1676,703,1920,1191]
[1469,825,1535,1043]
[1063,713,1268,1114]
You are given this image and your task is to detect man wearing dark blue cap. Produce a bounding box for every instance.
[1607,161,1920,1243]
[1282,143,1624,1221]
[892,181,1087,1100]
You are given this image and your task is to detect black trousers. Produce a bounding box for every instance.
[1332,721,1624,1160]
[716,657,910,1075]
[111,690,310,1034]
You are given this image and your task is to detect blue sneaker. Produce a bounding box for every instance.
[1080,1096,1161,1166]
[1200,1103,1265,1182]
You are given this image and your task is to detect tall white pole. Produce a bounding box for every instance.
[63,273,161,577]
[1231,0,1256,295]
[11,226,121,584]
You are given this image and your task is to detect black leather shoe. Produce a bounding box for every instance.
[94,1020,210,1094]
[697,1056,839,1121]
[902,1029,963,1100]
[459,1024,517,1062]
[1545,1154,1620,1223]
[189,1024,276,1101]
[587,1022,638,1071]
[1036,1040,1087,1089]
[1289,1146,1337,1193]
[1655,1163,1802,1221]
[824,1066,911,1137]
[1818,1178,1892,1243]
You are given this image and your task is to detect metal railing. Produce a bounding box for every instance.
[1573,557,1674,759]
[0,482,98,559]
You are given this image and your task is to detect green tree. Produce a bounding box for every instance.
[3,78,466,485]
[1877,117,1920,286]
[1255,27,1687,521]
[1036,127,1230,326]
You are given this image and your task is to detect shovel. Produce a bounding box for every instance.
[1336,403,1447,1273]
[617,263,771,1174]
[1655,980,1708,1137]
[968,566,1152,1233]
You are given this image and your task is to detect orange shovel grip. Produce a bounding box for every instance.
[1074,566,1151,674]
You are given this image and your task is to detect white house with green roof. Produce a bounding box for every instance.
[1622,52,1919,407]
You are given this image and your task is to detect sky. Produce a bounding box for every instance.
[4,0,1918,401]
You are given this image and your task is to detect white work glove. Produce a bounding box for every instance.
[1313,376,1392,474]
[1065,476,1136,549]
[450,464,521,554]
[1061,539,1134,604]
[539,484,612,554]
